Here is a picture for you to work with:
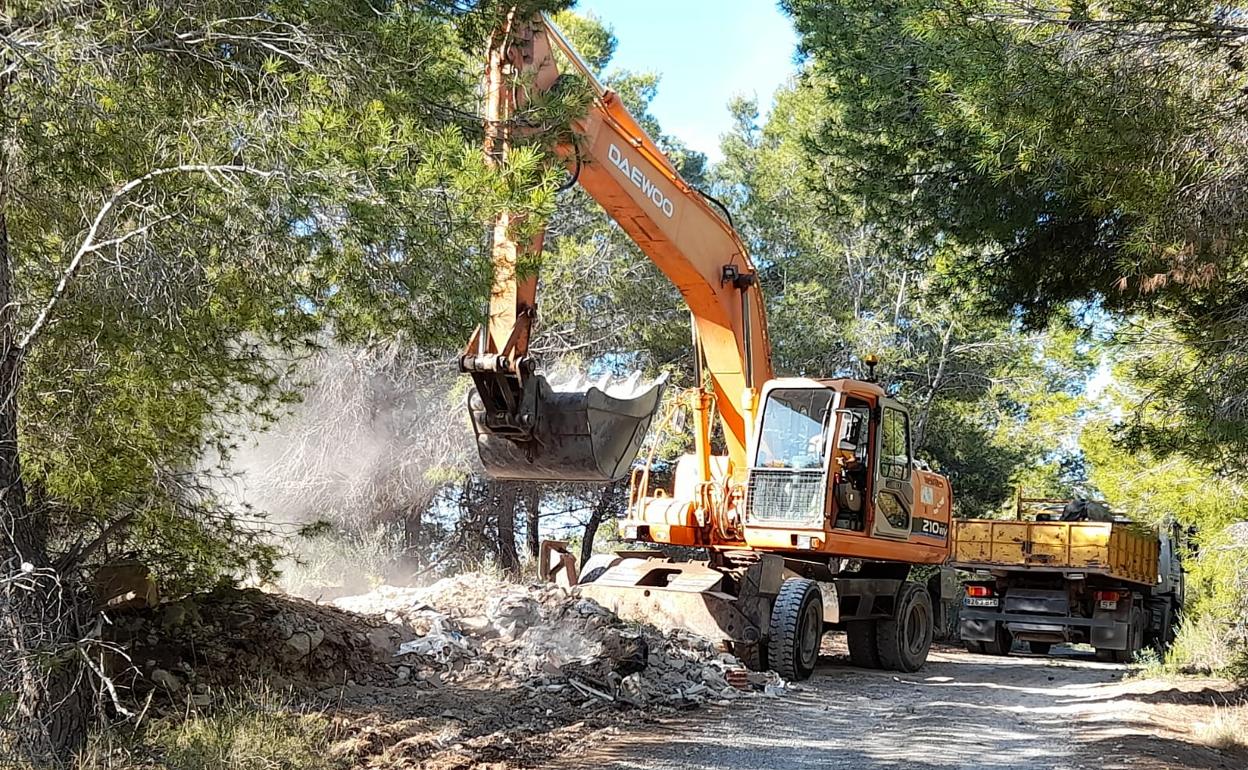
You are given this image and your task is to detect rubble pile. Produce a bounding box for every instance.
[105,586,397,701]
[102,572,792,768]
[334,573,786,706]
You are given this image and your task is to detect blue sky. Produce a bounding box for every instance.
[573,1,798,161]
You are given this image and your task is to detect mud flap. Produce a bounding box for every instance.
[470,373,666,482]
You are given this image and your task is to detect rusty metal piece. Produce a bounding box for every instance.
[725,668,751,690]
[539,540,579,588]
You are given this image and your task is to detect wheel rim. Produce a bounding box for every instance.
[798,601,821,670]
[904,600,930,657]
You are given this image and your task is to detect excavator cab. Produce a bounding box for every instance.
[746,380,916,536]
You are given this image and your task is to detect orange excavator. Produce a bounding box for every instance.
[460,10,953,679]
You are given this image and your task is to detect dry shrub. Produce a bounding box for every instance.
[1193,702,1248,751]
[0,689,340,770]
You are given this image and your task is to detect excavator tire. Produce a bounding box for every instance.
[876,582,934,672]
[846,621,882,668]
[732,641,768,672]
[768,578,823,681]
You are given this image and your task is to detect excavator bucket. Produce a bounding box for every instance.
[469,372,667,482]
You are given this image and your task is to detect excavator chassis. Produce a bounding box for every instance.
[539,541,779,645]
[540,542,935,678]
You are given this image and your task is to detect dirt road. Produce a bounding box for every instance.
[546,645,1246,770]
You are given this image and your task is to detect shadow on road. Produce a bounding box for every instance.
[543,648,1247,770]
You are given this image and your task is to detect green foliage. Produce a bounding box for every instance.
[3,689,343,770]
[1170,530,1248,680]
[1,1,571,589]
[784,0,1248,472]
[150,692,342,770]
[713,82,1091,515]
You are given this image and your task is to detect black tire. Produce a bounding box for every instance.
[963,639,986,654]
[733,640,768,672]
[982,623,1012,656]
[846,621,882,668]
[768,578,823,681]
[1096,647,1132,663]
[877,582,934,672]
[1028,641,1053,656]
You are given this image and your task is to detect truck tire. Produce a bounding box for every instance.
[846,621,882,668]
[876,582,934,672]
[1028,641,1053,656]
[768,578,823,681]
[982,623,1012,655]
[963,639,986,654]
[1096,647,1132,663]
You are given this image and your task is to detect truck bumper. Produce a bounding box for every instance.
[959,609,1128,647]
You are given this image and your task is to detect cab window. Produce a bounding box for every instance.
[755,389,834,470]
[880,407,911,480]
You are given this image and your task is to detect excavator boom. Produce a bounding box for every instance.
[461,11,768,483]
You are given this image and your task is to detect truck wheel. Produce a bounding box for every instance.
[846,621,882,668]
[768,578,823,681]
[1096,647,1132,663]
[1028,641,1053,656]
[876,582,933,672]
[963,639,986,654]
[982,623,1012,655]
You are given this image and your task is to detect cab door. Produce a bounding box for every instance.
[871,400,915,540]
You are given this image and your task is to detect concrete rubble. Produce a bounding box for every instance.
[334,572,791,707]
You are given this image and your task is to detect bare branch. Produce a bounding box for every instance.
[18,164,274,352]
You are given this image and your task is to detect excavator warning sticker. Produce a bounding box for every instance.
[921,486,935,505]
[913,517,949,540]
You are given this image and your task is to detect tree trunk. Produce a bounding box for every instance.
[523,484,541,559]
[580,482,619,567]
[0,198,89,760]
[494,481,519,574]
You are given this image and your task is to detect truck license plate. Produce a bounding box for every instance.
[965,597,999,607]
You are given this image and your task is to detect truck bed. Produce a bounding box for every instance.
[950,519,1159,586]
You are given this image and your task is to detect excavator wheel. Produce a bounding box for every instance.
[732,641,768,672]
[768,578,823,681]
[846,621,882,668]
[876,582,934,672]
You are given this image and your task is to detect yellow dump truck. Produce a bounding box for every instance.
[950,497,1184,661]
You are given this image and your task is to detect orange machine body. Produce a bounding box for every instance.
[472,13,952,569]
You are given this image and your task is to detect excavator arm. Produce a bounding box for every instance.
[463,11,771,483]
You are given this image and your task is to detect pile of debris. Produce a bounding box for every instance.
[334,573,787,707]
[104,586,398,702]
[103,572,790,768]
